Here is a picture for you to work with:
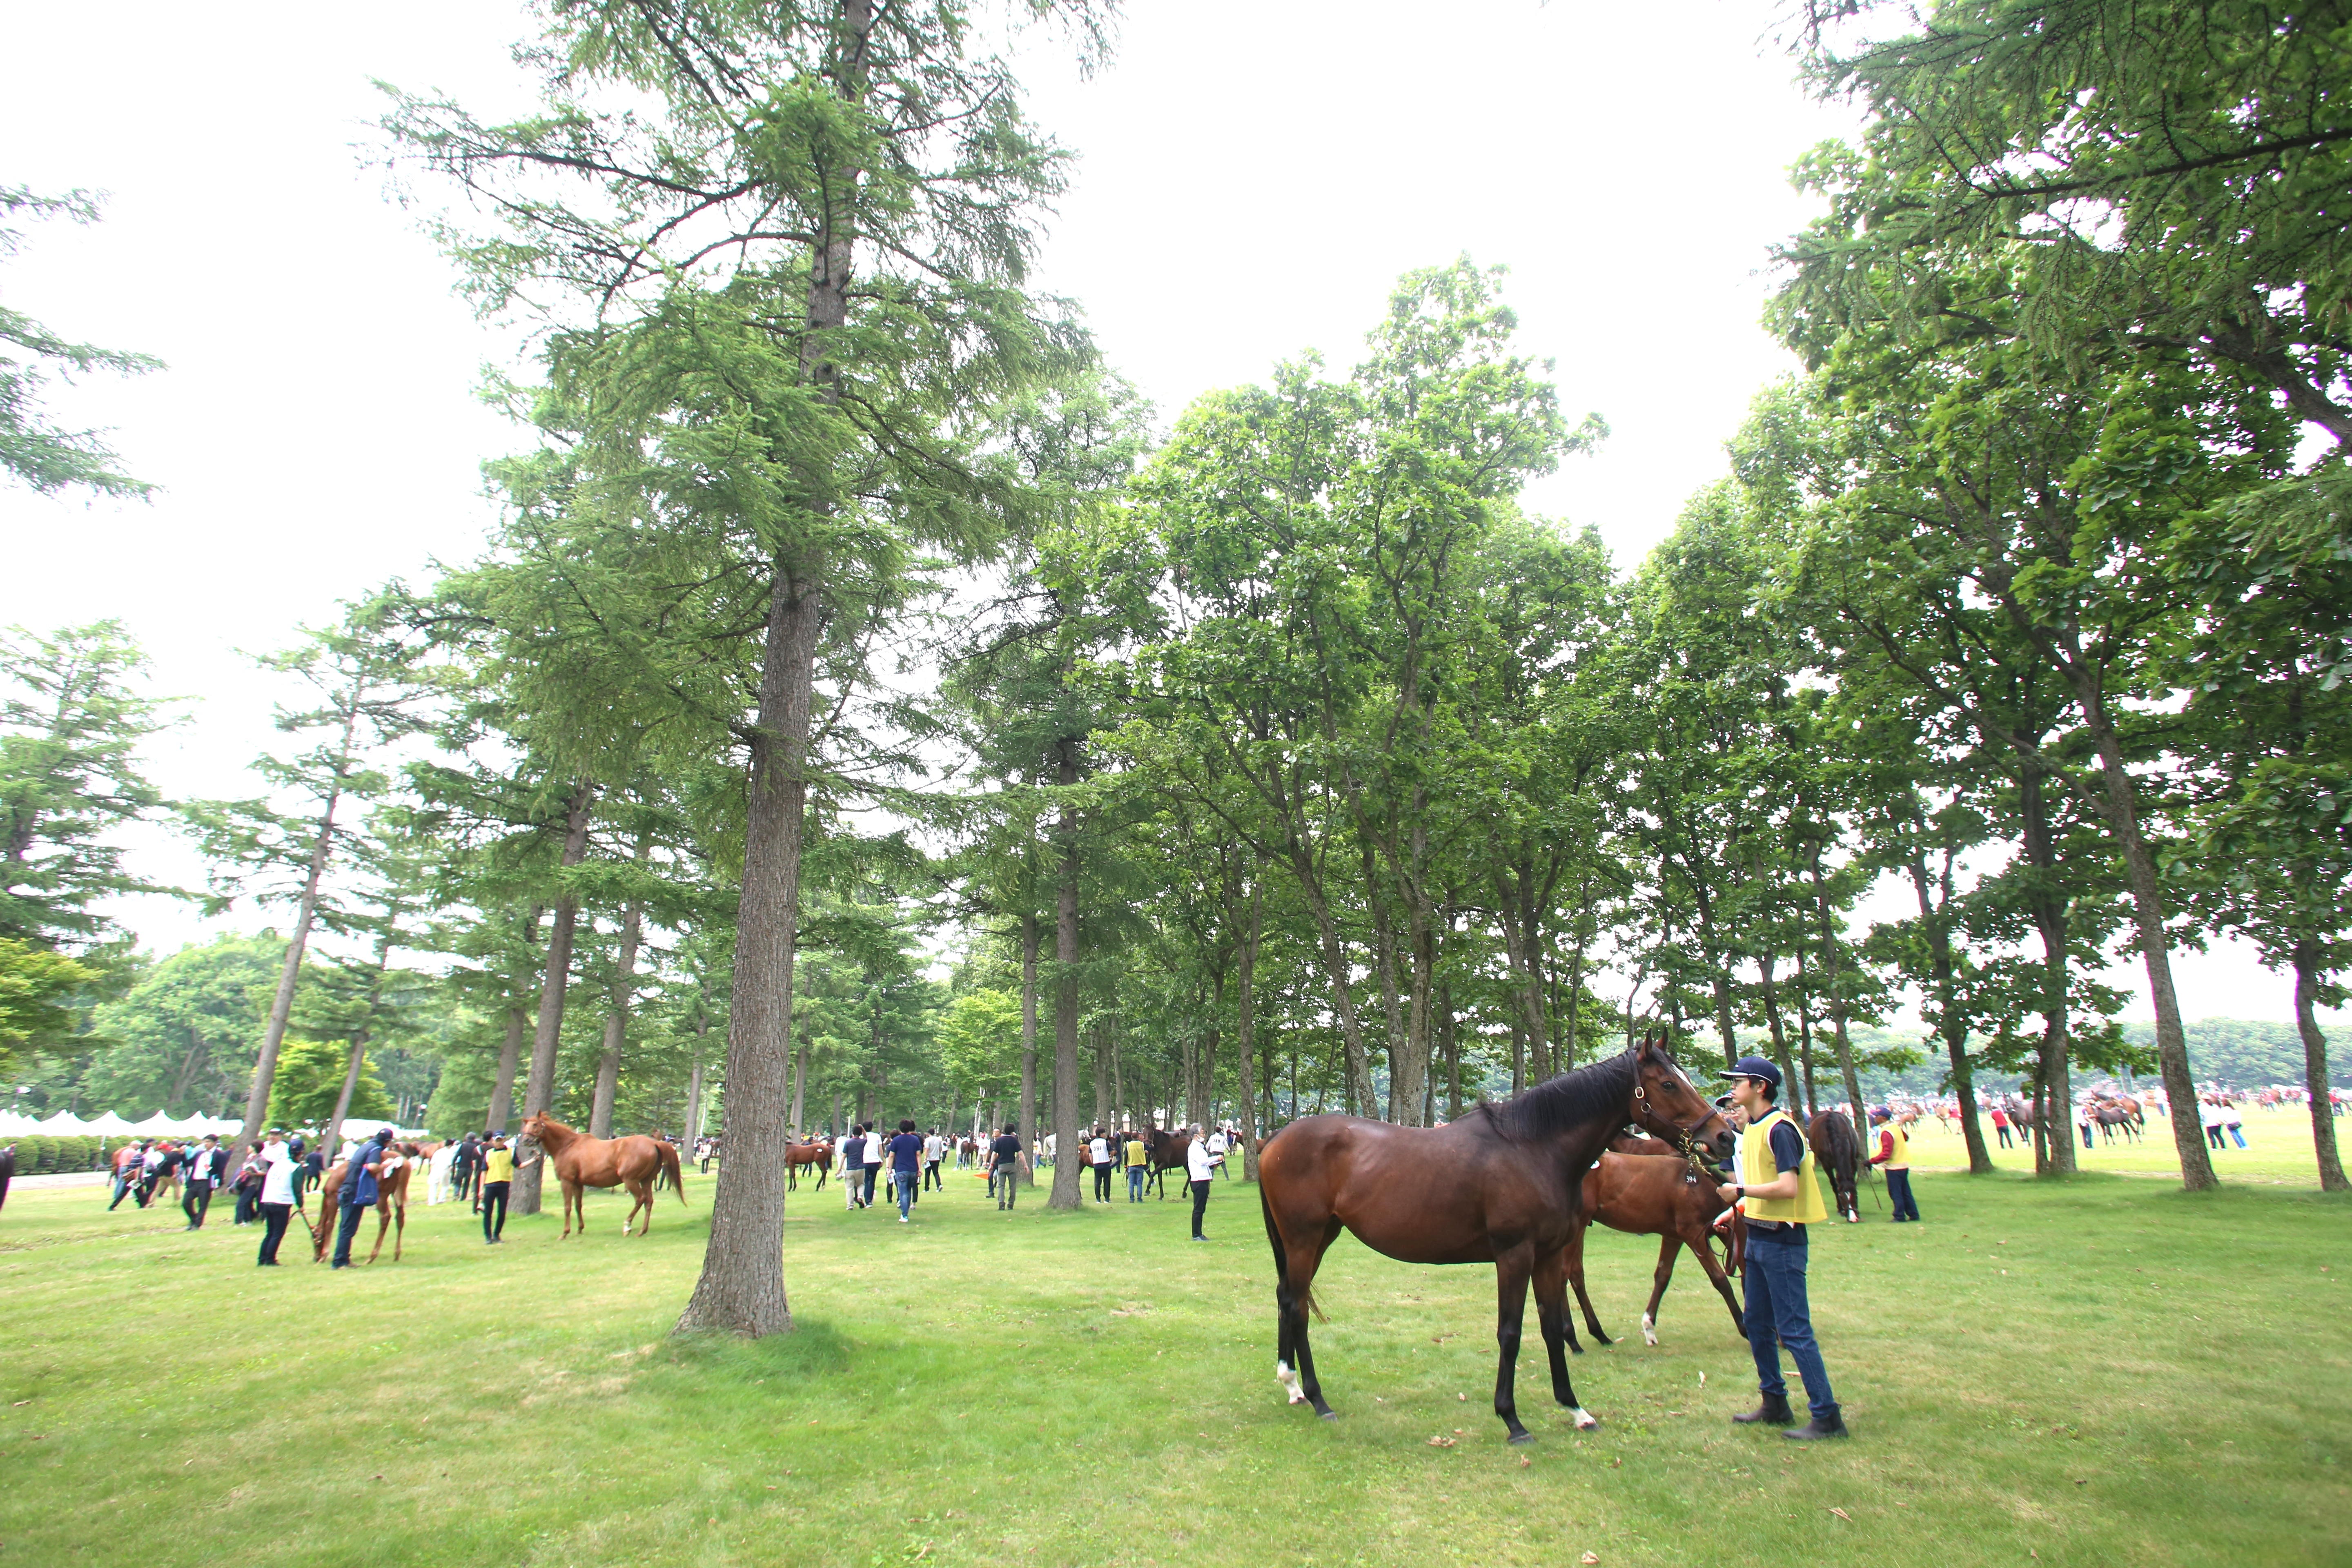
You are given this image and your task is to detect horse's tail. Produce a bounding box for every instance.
[657,1139,685,1203]
[1260,1177,1323,1323]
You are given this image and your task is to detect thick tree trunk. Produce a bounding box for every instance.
[2079,730,2214,1187]
[1049,745,1085,1209]
[1396,891,1434,1125]
[1710,973,1738,1069]
[675,552,825,1334]
[1019,910,1039,1185]
[1495,876,1552,1088]
[515,787,594,1216]
[1234,880,1263,1180]
[2294,943,2350,1192]
[591,895,646,1139]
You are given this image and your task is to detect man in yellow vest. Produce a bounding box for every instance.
[1869,1106,1919,1222]
[1714,1056,1846,1440]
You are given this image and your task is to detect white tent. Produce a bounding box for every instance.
[129,1111,179,1134]
[0,1112,41,1135]
[83,1112,136,1135]
[39,1110,95,1135]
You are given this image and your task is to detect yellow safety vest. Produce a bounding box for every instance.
[1740,1109,1826,1225]
[1879,1123,1910,1168]
[1124,1140,1146,1168]
[483,1147,515,1183]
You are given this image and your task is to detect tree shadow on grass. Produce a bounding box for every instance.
[646,1316,854,1389]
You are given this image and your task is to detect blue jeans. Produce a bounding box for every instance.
[894,1169,918,1217]
[1127,1166,1145,1201]
[1742,1229,1835,1418]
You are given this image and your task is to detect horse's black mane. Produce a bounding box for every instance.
[1474,1048,1641,1144]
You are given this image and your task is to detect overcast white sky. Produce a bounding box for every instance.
[0,0,2327,1025]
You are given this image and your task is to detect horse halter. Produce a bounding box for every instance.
[1631,1077,1723,1179]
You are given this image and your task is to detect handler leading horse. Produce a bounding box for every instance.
[520,1114,685,1238]
[1258,1036,1736,1444]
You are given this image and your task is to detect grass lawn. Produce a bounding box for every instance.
[1900,1102,2340,1186]
[2,1156,2345,1568]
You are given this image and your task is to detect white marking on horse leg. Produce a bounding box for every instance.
[1640,1312,1658,1347]
[1277,1362,1306,1404]
[1571,1408,1599,1430]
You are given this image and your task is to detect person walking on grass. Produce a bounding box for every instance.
[1184,1123,1221,1241]
[1866,1106,1919,1223]
[1207,1125,1230,1179]
[108,1140,145,1210]
[1125,1129,1147,1202]
[1990,1103,2011,1149]
[1715,1056,1846,1441]
[1089,1127,1113,1203]
[256,1129,298,1265]
[232,1138,266,1225]
[149,1141,179,1208]
[992,1122,1028,1210]
[181,1134,226,1230]
[2201,1094,2227,1150]
[922,1127,945,1193]
[479,1133,515,1243]
[841,1125,868,1211]
[888,1120,924,1223]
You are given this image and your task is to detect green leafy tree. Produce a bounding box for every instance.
[0,621,182,949]
[81,933,283,1116]
[0,937,93,1076]
[265,1035,392,1131]
[0,187,161,499]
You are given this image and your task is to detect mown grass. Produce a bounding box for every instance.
[2,1156,2344,1568]
[1899,1102,2338,1185]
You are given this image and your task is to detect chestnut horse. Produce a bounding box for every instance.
[1257,1037,1736,1444]
[520,1114,684,1239]
[309,1146,415,1264]
[1562,1146,1745,1349]
[786,1139,833,1191]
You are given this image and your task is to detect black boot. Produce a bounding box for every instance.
[1784,1405,1848,1440]
[1733,1392,1794,1426]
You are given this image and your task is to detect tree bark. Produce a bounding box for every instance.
[1234,878,1263,1180]
[2080,727,2215,1188]
[1806,845,1869,1127]
[514,787,595,1216]
[1018,909,1040,1185]
[2293,942,2350,1192]
[1049,742,1085,1209]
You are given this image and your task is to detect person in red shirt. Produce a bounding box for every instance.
[1866,1107,1919,1223]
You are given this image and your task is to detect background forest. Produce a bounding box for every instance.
[4,0,2349,1270]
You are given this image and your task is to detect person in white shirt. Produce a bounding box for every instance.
[428,1140,457,1205]
[922,1129,946,1193]
[1089,1131,1113,1203]
[1184,1124,1223,1241]
[1207,1127,1230,1180]
[256,1130,300,1265]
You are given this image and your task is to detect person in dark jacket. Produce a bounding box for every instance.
[181,1134,227,1229]
[331,1127,394,1269]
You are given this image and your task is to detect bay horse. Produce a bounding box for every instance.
[309,1145,415,1264]
[1257,1036,1736,1444]
[1562,1147,1745,1349]
[2087,1100,2142,1144]
[520,1114,684,1239]
[1143,1127,1193,1198]
[1807,1109,1863,1222]
[785,1139,833,1191]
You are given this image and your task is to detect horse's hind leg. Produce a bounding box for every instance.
[1563,1221,1606,1348]
[1270,1210,1337,1420]
[1691,1235,1743,1334]
[1534,1248,1595,1427]
[1640,1235,1680,1345]
[626,1177,651,1235]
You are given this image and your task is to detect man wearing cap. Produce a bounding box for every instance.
[1867,1106,1919,1223]
[1715,1056,1846,1440]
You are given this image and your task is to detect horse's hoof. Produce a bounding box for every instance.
[1568,1342,1584,1356]
[1317,1410,1339,1423]
[1592,1333,1613,1347]
[1571,1409,1600,1431]
[1508,1430,1535,1446]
